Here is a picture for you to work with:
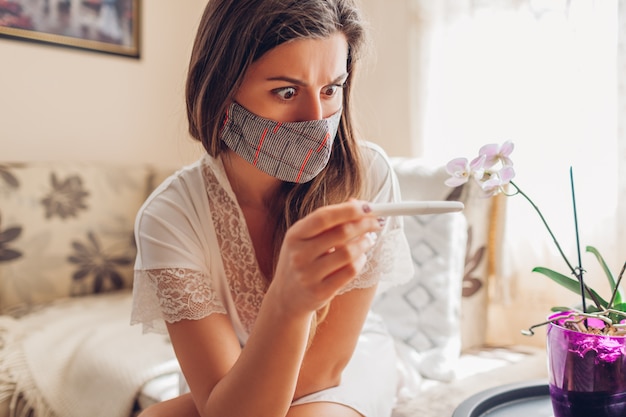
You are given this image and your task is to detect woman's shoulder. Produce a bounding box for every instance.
[136,155,222,224]
[132,154,231,270]
[359,141,391,165]
[144,158,205,203]
[359,141,396,200]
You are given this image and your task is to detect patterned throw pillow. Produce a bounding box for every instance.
[0,162,160,316]
[373,212,467,381]
[371,157,495,381]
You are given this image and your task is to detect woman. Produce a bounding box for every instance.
[131,0,413,416]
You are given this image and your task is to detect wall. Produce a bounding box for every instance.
[0,0,207,167]
[0,1,417,167]
[617,0,626,256]
[354,0,418,157]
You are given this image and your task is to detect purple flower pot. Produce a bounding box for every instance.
[547,314,626,417]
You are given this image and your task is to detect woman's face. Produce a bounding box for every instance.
[234,32,349,123]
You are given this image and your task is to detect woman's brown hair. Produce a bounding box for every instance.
[186,0,369,329]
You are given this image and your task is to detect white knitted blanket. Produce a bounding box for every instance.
[0,292,178,417]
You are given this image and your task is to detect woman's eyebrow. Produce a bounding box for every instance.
[266,73,349,86]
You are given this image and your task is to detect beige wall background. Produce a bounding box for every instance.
[0,1,416,167]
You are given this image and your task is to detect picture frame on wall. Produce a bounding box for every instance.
[0,0,140,58]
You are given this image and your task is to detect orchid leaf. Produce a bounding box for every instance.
[608,303,626,324]
[550,306,573,312]
[612,302,626,313]
[586,245,622,305]
[586,305,603,314]
[532,266,608,308]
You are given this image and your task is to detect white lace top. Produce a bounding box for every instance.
[131,142,413,342]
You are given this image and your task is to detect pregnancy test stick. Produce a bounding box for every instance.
[370,201,464,217]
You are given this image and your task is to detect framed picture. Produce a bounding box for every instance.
[0,0,140,58]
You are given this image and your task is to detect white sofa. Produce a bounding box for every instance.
[0,158,545,417]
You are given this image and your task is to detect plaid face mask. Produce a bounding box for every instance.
[220,102,342,183]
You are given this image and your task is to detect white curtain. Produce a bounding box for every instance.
[410,0,623,345]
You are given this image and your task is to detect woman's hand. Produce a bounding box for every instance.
[269,200,381,316]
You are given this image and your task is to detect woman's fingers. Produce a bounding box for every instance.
[310,218,378,258]
[288,200,371,240]
[273,201,382,311]
[315,231,377,290]
[288,201,380,259]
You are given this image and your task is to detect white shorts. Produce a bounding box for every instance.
[291,312,399,417]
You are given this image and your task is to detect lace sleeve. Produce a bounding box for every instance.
[131,268,227,334]
[339,227,413,295]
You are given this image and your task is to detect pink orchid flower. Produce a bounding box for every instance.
[479,165,516,196]
[444,155,485,187]
[445,142,516,197]
[479,140,514,168]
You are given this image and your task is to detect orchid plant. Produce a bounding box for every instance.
[444,141,626,336]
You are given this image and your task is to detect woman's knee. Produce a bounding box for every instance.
[137,393,200,417]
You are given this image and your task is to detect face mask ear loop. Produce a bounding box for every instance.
[219,105,231,136]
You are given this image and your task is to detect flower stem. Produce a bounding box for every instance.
[508,180,602,310]
[570,167,586,313]
[608,262,626,308]
[508,180,577,275]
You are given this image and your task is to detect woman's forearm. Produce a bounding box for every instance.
[201,291,314,417]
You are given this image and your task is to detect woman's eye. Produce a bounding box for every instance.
[275,87,297,100]
[322,85,340,97]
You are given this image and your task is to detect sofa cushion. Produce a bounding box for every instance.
[0,292,178,417]
[0,162,160,316]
